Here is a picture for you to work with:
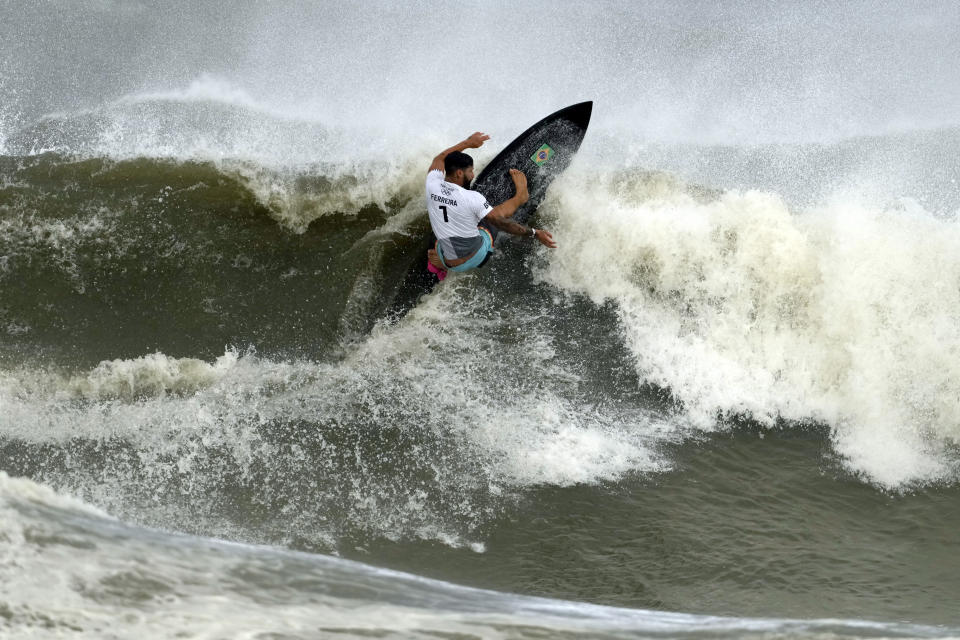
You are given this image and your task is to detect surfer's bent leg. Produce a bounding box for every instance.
[432,229,493,274]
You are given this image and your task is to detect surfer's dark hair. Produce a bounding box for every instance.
[444,151,473,174]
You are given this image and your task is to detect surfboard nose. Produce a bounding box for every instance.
[560,101,593,129]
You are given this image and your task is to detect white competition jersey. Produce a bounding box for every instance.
[425,169,493,259]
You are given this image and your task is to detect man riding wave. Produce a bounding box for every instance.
[425,132,557,277]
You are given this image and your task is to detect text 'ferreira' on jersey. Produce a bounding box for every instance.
[425,169,491,260]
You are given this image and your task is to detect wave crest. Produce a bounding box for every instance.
[542,169,960,488]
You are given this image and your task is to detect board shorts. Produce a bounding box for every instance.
[436,227,494,273]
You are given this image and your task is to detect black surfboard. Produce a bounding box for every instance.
[389,101,593,313]
[473,100,593,240]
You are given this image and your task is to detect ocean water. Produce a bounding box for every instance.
[2,2,960,638]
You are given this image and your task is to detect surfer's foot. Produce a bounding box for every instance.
[427,249,446,272]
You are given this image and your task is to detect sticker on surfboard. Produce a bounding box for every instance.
[531,143,554,166]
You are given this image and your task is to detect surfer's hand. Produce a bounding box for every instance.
[534,228,557,249]
[509,169,529,204]
[430,133,489,173]
[465,132,489,148]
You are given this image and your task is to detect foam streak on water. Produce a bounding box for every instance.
[1,473,953,640]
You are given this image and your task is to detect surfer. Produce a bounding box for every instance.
[426,132,557,277]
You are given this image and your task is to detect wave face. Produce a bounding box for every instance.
[0,152,431,366]
[3,1,960,636]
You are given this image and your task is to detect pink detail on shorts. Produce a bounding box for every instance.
[427,262,447,281]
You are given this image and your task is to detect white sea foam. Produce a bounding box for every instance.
[539,169,960,488]
[363,286,670,488]
[0,472,110,519]
[71,351,239,401]
[0,284,669,548]
[1,473,946,640]
[0,352,238,403]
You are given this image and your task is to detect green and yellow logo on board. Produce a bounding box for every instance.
[531,143,554,166]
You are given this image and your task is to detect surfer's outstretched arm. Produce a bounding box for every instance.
[429,132,489,173]
[485,169,558,248]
